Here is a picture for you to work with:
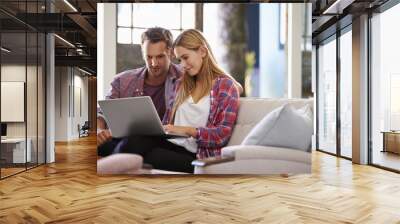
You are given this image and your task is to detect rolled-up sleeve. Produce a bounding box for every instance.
[105,77,121,100]
[97,76,121,127]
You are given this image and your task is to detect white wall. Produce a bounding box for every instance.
[73,73,89,138]
[97,3,116,101]
[352,14,369,164]
[46,4,56,163]
[1,65,27,139]
[312,45,317,151]
[287,4,304,98]
[1,64,46,163]
[1,65,38,136]
[55,67,89,141]
[55,67,68,141]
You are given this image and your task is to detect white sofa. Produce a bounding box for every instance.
[97,98,313,175]
[193,98,313,174]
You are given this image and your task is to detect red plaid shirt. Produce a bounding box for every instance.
[163,76,240,159]
[98,64,182,126]
[105,64,181,110]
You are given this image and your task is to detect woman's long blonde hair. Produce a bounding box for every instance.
[170,29,226,122]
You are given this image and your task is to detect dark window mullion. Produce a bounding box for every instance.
[131,3,133,45]
[336,28,341,157]
[316,45,319,151]
[44,0,48,165]
[131,3,133,29]
[25,0,28,171]
[180,3,183,31]
[36,4,39,167]
[367,11,373,165]
[0,26,2,179]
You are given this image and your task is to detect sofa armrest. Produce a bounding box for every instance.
[191,156,235,167]
[221,145,311,164]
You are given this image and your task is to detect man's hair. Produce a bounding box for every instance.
[141,27,173,48]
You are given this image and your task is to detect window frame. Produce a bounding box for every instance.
[116,3,197,45]
[314,0,400,173]
[315,23,353,161]
[0,0,47,179]
[368,0,400,173]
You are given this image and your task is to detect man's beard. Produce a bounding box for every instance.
[149,67,167,78]
[150,68,160,76]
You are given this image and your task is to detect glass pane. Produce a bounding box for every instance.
[26,1,38,13]
[371,3,400,171]
[340,30,352,158]
[1,31,27,177]
[27,31,38,169]
[132,28,145,45]
[39,1,46,14]
[133,28,181,45]
[318,38,337,154]
[118,3,132,27]
[170,30,182,43]
[203,3,228,74]
[118,27,132,44]
[390,75,400,130]
[132,3,181,29]
[181,3,195,29]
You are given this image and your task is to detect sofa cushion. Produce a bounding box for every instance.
[241,104,313,151]
[222,145,311,164]
[227,98,313,146]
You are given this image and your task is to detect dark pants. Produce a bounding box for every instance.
[97,138,122,157]
[98,136,196,173]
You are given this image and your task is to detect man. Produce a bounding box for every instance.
[97,27,180,154]
[97,27,242,155]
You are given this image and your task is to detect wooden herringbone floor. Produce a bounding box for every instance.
[0,135,400,223]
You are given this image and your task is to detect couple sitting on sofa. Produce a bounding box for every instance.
[97,27,243,173]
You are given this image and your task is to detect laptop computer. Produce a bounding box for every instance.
[98,96,188,139]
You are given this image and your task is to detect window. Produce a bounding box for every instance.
[390,74,400,130]
[339,28,352,158]
[371,2,400,171]
[316,25,353,160]
[203,3,228,74]
[117,3,195,45]
[317,36,337,155]
[0,1,46,179]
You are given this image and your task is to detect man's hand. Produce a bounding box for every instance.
[97,117,107,130]
[97,129,112,146]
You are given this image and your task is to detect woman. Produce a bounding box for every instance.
[118,29,239,173]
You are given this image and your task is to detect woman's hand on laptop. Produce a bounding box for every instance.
[163,125,197,138]
[97,129,112,145]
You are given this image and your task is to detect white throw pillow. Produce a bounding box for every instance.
[241,104,313,152]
